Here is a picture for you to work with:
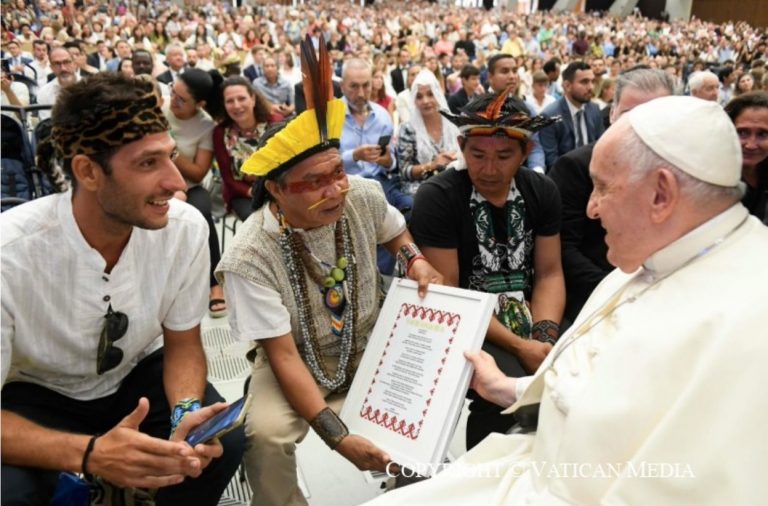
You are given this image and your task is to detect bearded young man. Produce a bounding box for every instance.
[1,73,244,505]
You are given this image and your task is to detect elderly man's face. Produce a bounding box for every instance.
[342,66,372,112]
[587,123,654,272]
[50,47,76,84]
[267,149,349,230]
[166,48,185,71]
[692,76,719,102]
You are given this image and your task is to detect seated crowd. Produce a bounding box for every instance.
[1,1,767,505]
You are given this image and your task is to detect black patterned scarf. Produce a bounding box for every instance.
[468,183,534,338]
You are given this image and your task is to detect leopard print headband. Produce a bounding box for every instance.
[51,85,169,160]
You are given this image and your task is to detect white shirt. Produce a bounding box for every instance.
[224,196,406,343]
[366,204,768,506]
[1,192,209,400]
[1,80,30,106]
[29,58,52,88]
[525,93,556,115]
[36,75,81,119]
[163,104,215,187]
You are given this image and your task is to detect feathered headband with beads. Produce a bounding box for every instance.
[241,35,345,178]
[440,86,559,141]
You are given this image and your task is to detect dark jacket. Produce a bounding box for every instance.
[539,97,605,169]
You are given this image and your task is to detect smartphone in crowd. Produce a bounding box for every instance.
[377,134,392,155]
[185,395,252,447]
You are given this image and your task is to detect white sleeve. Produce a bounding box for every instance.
[223,272,292,341]
[377,203,407,244]
[514,375,535,403]
[1,294,14,386]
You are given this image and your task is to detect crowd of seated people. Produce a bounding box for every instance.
[1,0,767,504]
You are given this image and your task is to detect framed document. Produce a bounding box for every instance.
[340,279,495,476]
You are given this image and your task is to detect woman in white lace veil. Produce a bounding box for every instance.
[396,69,461,195]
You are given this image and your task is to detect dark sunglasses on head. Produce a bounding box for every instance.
[97,304,128,375]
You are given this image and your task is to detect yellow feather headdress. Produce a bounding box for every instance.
[241,35,345,178]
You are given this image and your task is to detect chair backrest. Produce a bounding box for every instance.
[1,110,55,211]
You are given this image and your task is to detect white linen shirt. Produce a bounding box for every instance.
[1,192,209,400]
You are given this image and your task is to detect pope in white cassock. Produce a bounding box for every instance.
[366,96,768,505]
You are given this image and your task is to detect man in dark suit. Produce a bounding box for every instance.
[539,61,605,169]
[156,44,186,85]
[294,79,342,114]
[243,45,267,82]
[447,64,481,114]
[548,68,674,328]
[389,48,410,94]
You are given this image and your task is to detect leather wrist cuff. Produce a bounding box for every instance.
[531,319,559,345]
[310,407,349,450]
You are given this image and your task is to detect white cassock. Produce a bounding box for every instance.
[366,204,768,505]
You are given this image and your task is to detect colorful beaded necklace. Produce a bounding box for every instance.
[277,209,359,392]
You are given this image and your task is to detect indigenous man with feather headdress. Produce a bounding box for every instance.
[215,37,443,506]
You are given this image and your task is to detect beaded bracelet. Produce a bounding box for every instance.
[81,433,101,481]
[170,397,202,433]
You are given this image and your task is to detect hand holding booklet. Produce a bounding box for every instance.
[340,279,495,477]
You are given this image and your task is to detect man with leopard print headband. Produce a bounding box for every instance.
[408,90,565,449]
[1,73,244,505]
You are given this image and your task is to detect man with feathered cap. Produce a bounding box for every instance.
[215,37,443,506]
[409,90,566,449]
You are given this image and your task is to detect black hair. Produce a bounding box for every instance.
[459,64,480,80]
[487,53,515,75]
[62,40,81,52]
[724,90,768,122]
[38,74,156,189]
[178,68,225,121]
[543,58,560,74]
[562,61,592,82]
[251,120,292,210]
[718,66,733,83]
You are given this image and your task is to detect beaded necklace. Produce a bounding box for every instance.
[277,210,359,392]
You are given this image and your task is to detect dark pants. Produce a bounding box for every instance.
[1,349,245,506]
[186,186,221,288]
[466,341,528,450]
